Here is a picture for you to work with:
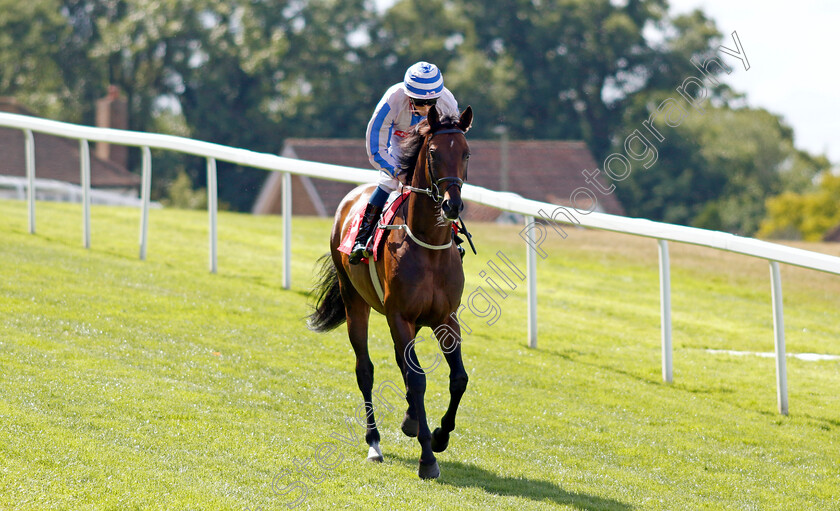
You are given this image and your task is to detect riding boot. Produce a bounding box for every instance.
[349,203,383,265]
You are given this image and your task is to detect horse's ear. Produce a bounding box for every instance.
[427,105,441,131]
[458,106,473,133]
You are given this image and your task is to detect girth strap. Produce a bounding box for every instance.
[368,259,385,305]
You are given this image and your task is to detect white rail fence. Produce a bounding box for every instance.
[0,175,162,208]
[3,111,839,416]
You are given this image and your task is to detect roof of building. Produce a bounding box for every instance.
[0,98,140,189]
[281,139,371,217]
[262,138,623,219]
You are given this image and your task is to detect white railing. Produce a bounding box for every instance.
[0,175,161,208]
[3,111,839,415]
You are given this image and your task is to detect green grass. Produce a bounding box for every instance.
[1,199,839,510]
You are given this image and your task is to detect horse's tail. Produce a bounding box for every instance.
[307,254,347,332]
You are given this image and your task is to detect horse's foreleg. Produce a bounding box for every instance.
[390,317,439,479]
[392,344,419,438]
[342,284,382,462]
[431,318,468,453]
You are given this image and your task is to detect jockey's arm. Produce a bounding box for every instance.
[365,95,399,177]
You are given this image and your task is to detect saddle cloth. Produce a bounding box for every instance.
[337,191,411,263]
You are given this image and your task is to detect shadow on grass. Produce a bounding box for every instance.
[390,454,632,510]
[542,346,663,388]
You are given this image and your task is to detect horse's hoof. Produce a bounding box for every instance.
[401,414,419,438]
[418,459,440,479]
[431,427,449,453]
[366,443,383,463]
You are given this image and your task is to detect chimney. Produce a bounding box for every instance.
[95,85,129,168]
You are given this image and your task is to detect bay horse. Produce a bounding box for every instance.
[308,105,473,479]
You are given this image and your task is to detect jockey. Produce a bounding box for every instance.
[349,61,460,265]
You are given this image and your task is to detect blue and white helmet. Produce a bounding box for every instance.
[403,61,444,99]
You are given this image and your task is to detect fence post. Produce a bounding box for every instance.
[282,171,292,290]
[25,129,35,234]
[658,239,673,383]
[207,157,218,274]
[525,215,538,348]
[80,139,91,248]
[769,261,789,415]
[139,147,152,260]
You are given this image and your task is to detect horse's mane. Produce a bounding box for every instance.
[398,113,463,184]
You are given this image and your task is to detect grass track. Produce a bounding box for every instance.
[1,200,839,510]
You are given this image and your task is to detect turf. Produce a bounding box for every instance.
[1,199,839,510]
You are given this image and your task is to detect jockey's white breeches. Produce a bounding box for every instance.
[377,169,401,193]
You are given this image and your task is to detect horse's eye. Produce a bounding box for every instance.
[464,153,470,160]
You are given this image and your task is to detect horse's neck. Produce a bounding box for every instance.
[405,139,450,245]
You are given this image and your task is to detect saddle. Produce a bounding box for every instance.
[339,190,470,267]
[338,191,411,264]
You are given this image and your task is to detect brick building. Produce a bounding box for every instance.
[0,91,140,198]
[253,138,624,221]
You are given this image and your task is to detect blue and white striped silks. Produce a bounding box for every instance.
[403,61,445,99]
[365,83,459,183]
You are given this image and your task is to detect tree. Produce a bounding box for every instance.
[276,0,381,139]
[446,1,724,158]
[616,96,829,235]
[757,173,840,241]
[605,6,830,235]
[3,0,828,222]
[0,0,72,118]
[87,0,374,210]
[170,0,376,209]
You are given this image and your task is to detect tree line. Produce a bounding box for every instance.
[2,0,835,238]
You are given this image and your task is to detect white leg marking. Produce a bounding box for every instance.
[367,442,383,462]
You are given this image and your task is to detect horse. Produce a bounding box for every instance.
[308,105,473,479]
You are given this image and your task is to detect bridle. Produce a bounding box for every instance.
[426,127,467,203]
[382,126,470,253]
[404,128,467,203]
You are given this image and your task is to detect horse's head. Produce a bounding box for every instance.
[424,105,473,222]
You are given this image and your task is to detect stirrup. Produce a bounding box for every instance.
[349,241,369,264]
[355,235,375,257]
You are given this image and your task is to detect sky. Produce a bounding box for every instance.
[667,0,840,163]
[375,0,840,163]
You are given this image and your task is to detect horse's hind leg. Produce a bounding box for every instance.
[338,276,382,462]
[431,318,468,453]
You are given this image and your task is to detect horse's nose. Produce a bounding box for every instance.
[442,198,463,220]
